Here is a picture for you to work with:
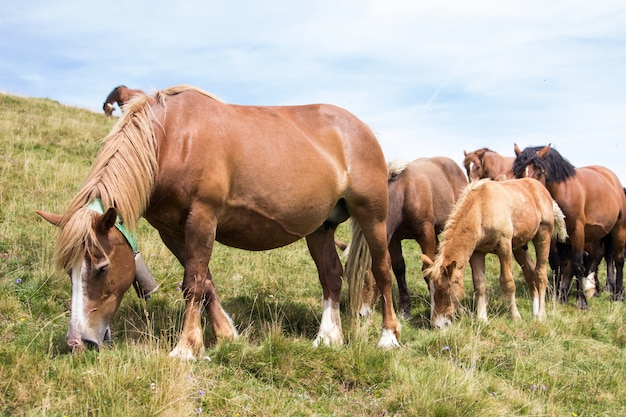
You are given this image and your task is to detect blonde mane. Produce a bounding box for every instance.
[54,85,225,271]
[431,179,489,267]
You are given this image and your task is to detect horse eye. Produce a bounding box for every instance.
[95,264,109,278]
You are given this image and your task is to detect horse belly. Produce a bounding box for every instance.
[215,202,335,250]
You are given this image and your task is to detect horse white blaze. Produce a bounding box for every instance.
[68,261,88,345]
[313,299,343,347]
[359,302,372,317]
[430,280,453,328]
[582,273,596,299]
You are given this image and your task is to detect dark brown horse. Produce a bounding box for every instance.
[513,144,626,307]
[345,157,468,319]
[463,148,515,181]
[38,85,401,359]
[102,85,145,116]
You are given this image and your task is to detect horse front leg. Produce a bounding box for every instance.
[306,226,345,347]
[496,243,521,320]
[169,215,237,360]
[469,252,488,322]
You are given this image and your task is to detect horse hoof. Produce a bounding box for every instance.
[168,346,198,361]
[312,333,343,348]
[377,328,400,349]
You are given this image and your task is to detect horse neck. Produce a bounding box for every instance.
[484,153,513,179]
[104,88,122,105]
[438,212,481,269]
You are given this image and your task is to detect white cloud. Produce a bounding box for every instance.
[2,0,626,179]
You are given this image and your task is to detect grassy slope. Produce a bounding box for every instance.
[0,93,624,416]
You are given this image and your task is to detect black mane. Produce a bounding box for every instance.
[512,146,576,183]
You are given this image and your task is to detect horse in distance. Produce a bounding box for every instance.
[422,178,568,327]
[38,85,401,359]
[102,85,145,116]
[512,144,626,307]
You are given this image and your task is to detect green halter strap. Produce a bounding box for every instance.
[85,199,139,253]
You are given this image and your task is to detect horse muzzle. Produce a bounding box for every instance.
[431,315,453,329]
[67,326,111,353]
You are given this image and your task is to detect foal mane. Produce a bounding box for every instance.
[512,146,576,184]
[435,179,487,262]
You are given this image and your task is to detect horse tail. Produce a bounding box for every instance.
[345,160,405,317]
[552,200,568,242]
[345,217,372,317]
[387,159,409,181]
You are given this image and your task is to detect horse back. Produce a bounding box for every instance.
[548,165,626,240]
[390,157,466,227]
[145,89,388,247]
[476,179,552,248]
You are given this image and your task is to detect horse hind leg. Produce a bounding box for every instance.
[306,226,345,347]
[389,237,411,320]
[525,229,551,320]
[350,204,400,348]
[609,237,625,301]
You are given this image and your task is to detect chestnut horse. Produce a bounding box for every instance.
[37,85,401,359]
[102,85,145,116]
[345,157,467,319]
[422,178,568,327]
[512,144,626,306]
[462,148,515,182]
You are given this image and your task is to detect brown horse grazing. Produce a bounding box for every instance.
[421,178,568,327]
[513,144,626,306]
[463,148,515,181]
[37,85,401,359]
[345,157,468,319]
[102,85,145,116]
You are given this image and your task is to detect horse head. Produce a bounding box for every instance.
[36,207,138,352]
[512,143,551,184]
[103,102,115,117]
[421,255,465,328]
[463,150,483,182]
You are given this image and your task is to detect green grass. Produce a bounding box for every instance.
[1,92,624,416]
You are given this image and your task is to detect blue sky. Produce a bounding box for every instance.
[2,0,626,180]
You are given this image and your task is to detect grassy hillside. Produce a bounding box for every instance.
[0,93,624,416]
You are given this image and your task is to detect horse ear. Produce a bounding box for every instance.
[421,254,434,268]
[463,150,468,157]
[98,207,118,231]
[35,210,62,227]
[444,261,457,278]
[514,143,522,156]
[537,144,551,158]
